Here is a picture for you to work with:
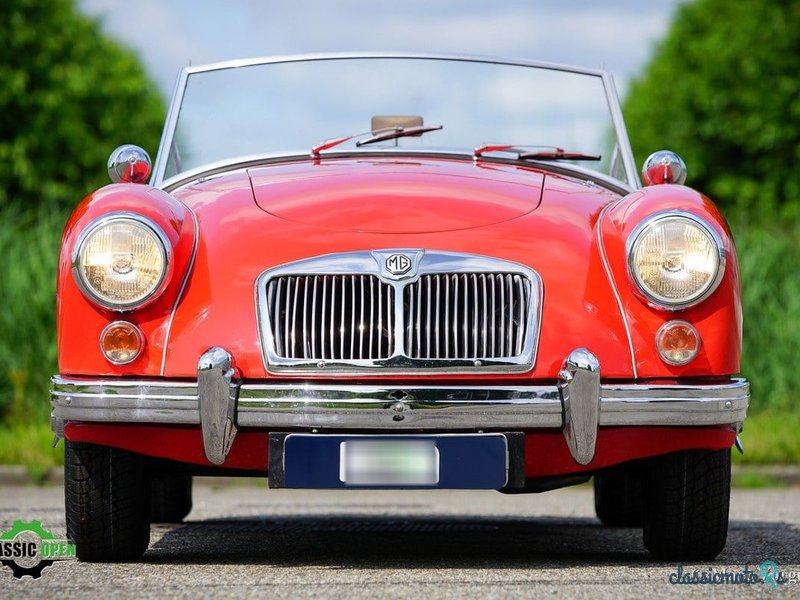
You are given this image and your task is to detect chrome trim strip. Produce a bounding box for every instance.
[601,71,641,189]
[151,62,189,186]
[596,202,638,378]
[253,250,543,375]
[160,205,200,375]
[51,375,749,431]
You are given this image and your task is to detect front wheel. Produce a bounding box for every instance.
[64,441,151,562]
[642,449,731,561]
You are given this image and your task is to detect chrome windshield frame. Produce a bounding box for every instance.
[150,52,641,190]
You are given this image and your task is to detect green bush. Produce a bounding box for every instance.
[623,0,800,216]
[0,0,164,214]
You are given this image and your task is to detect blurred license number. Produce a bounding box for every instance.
[340,440,439,485]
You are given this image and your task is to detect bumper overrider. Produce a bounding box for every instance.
[51,347,749,467]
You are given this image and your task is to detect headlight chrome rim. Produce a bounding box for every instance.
[72,212,172,311]
[626,211,726,311]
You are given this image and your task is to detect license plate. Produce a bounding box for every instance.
[278,434,508,489]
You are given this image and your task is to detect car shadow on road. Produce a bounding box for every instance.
[144,514,800,568]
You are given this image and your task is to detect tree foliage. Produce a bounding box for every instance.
[0,0,164,213]
[624,0,800,215]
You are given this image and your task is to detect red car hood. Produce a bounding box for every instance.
[248,158,544,233]
[163,156,634,380]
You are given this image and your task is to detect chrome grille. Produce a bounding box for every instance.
[257,250,542,373]
[266,275,394,360]
[404,273,531,360]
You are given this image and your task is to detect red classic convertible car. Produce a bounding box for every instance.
[51,53,748,562]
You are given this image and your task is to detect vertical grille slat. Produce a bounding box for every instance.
[472,274,479,359]
[480,274,488,358]
[266,268,532,365]
[461,274,468,355]
[359,275,365,360]
[444,275,450,358]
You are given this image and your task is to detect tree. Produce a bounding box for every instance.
[623,0,800,215]
[0,0,164,213]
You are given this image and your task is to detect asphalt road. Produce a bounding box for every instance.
[1,482,798,598]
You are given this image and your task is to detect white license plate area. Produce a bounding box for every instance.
[339,439,440,485]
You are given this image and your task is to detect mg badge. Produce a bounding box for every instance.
[386,254,412,275]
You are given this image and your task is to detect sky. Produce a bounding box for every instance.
[77,0,687,101]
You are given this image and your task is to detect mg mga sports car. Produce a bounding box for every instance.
[51,53,749,562]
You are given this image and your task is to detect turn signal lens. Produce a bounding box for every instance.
[100,321,144,364]
[656,320,700,366]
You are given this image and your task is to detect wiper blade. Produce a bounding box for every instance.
[473,144,600,161]
[355,124,443,147]
[519,149,601,161]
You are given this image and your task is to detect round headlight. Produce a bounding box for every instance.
[627,212,724,309]
[73,214,169,310]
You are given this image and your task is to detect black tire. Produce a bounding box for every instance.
[64,441,151,562]
[150,473,193,523]
[643,449,731,561]
[594,464,644,527]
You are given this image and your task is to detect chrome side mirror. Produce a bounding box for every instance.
[108,144,151,184]
[642,150,687,186]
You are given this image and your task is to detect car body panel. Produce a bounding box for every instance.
[52,54,746,488]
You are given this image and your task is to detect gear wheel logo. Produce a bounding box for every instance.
[1,520,74,579]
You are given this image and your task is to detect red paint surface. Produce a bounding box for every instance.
[64,422,736,476]
[55,157,742,388]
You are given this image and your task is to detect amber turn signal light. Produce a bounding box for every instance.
[656,320,700,366]
[100,321,144,365]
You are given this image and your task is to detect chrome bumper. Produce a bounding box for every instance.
[51,347,749,466]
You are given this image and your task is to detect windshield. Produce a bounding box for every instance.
[158,56,633,185]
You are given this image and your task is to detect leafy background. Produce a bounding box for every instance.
[0,0,797,472]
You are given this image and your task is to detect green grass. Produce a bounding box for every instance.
[733,412,800,464]
[0,422,63,479]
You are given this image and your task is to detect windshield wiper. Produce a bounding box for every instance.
[355,124,443,147]
[473,144,600,161]
[310,125,443,157]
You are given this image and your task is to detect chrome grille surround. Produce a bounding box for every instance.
[255,250,543,374]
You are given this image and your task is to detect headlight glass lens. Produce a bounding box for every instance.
[629,215,722,307]
[75,216,167,308]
